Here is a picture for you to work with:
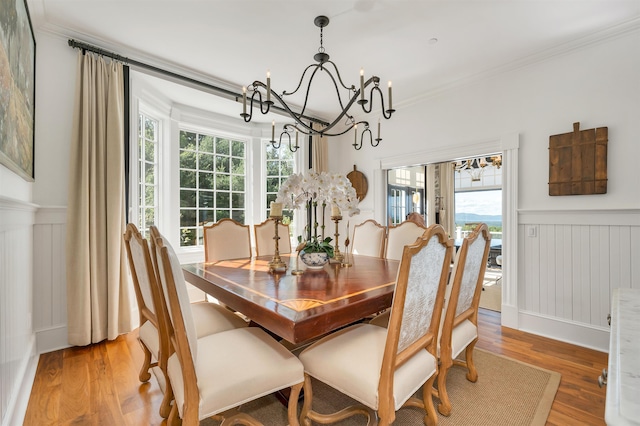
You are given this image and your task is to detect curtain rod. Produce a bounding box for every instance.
[67,39,328,126]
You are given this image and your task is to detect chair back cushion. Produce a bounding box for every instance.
[124,224,157,317]
[254,220,291,256]
[385,221,428,261]
[203,218,252,261]
[155,233,198,361]
[352,219,386,258]
[456,232,490,315]
[394,227,451,353]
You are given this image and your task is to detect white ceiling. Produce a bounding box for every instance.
[27,0,640,124]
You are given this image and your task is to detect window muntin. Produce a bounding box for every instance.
[179,130,246,247]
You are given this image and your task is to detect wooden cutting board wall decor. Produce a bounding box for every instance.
[347,165,368,201]
[548,122,608,196]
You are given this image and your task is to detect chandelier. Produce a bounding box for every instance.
[454,155,502,182]
[240,15,395,151]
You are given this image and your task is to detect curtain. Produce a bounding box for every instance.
[311,122,328,173]
[439,162,455,237]
[65,51,132,346]
[426,164,437,226]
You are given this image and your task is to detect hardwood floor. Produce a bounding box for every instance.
[23,309,608,425]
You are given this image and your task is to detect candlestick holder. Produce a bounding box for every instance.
[330,214,344,264]
[342,225,352,267]
[268,216,287,273]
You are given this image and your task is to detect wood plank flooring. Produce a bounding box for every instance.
[23,309,608,425]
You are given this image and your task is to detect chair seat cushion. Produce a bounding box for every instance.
[445,319,477,359]
[191,301,248,337]
[138,320,159,359]
[299,323,437,411]
[168,327,303,419]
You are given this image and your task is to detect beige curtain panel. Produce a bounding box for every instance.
[66,51,132,346]
[311,122,328,173]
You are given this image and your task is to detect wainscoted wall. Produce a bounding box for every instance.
[33,207,68,353]
[0,197,37,426]
[517,209,640,352]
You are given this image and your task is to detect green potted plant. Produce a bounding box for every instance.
[298,234,334,269]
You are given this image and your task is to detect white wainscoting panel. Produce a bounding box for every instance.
[518,209,640,351]
[0,197,37,426]
[33,207,68,353]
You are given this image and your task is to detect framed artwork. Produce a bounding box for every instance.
[0,0,36,181]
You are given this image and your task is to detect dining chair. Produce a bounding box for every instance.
[153,230,304,425]
[385,220,428,261]
[125,224,249,418]
[350,219,386,258]
[254,218,292,256]
[296,224,453,426]
[434,222,491,416]
[203,218,252,262]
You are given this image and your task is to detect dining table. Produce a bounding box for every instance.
[182,254,400,344]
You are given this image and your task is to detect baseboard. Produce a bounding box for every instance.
[36,324,70,354]
[518,310,609,353]
[2,337,38,426]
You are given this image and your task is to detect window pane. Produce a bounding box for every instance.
[266,177,279,192]
[216,174,229,191]
[144,118,156,140]
[199,209,215,225]
[180,228,197,246]
[232,176,244,192]
[216,156,230,173]
[144,140,155,162]
[144,185,154,205]
[216,138,230,155]
[216,209,230,220]
[180,150,196,169]
[199,172,213,190]
[199,191,214,209]
[145,163,155,184]
[180,131,196,150]
[232,140,245,157]
[232,193,244,208]
[199,152,214,172]
[231,157,244,174]
[180,209,196,227]
[232,210,245,223]
[199,134,214,153]
[181,190,196,207]
[216,192,229,208]
[180,170,196,188]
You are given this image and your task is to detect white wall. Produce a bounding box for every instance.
[330,27,640,351]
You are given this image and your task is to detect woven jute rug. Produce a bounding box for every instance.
[479,280,502,312]
[204,348,560,425]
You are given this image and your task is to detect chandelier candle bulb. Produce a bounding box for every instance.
[266,70,271,102]
[270,201,283,217]
[354,124,358,144]
[271,120,275,141]
[378,119,381,139]
[242,86,247,114]
[360,68,365,101]
[388,81,393,110]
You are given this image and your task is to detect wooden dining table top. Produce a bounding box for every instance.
[182,254,400,344]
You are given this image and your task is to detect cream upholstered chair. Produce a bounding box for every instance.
[435,222,491,416]
[297,224,453,426]
[254,219,292,256]
[385,220,428,261]
[350,219,386,258]
[203,218,252,261]
[153,230,304,425]
[125,224,248,418]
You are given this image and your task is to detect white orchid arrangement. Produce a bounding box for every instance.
[276,171,360,216]
[276,171,360,253]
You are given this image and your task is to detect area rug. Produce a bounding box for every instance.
[204,348,560,425]
[480,280,502,312]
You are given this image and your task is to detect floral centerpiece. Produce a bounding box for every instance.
[276,171,360,264]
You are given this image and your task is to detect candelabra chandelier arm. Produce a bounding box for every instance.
[240,15,395,150]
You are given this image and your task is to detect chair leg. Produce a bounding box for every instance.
[436,359,452,416]
[299,374,313,426]
[159,373,174,418]
[137,339,152,382]
[167,402,181,426]
[422,375,438,426]
[464,341,478,382]
[288,382,303,426]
